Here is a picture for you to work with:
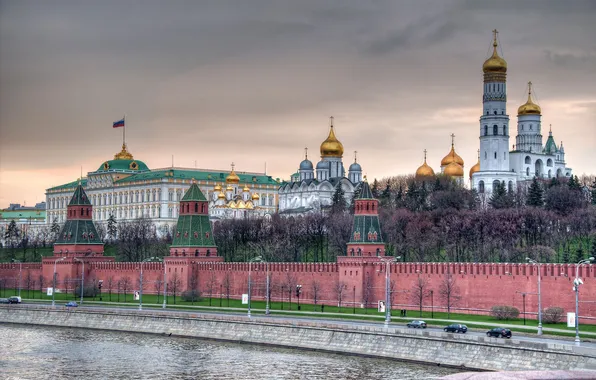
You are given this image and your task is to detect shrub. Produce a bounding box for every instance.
[182,290,201,302]
[491,305,520,320]
[542,307,565,324]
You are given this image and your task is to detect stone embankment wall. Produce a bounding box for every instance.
[1,306,595,372]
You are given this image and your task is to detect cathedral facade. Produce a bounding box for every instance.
[278,117,363,214]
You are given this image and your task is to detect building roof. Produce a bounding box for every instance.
[358,181,374,199]
[113,168,278,186]
[0,210,46,220]
[47,179,88,192]
[96,159,150,173]
[181,183,207,201]
[68,184,91,206]
[349,215,384,244]
[55,219,104,245]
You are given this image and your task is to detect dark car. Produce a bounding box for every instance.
[0,298,9,304]
[8,296,21,304]
[407,320,427,329]
[65,301,78,307]
[444,324,468,333]
[486,327,512,338]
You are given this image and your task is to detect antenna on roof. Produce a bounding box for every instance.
[265,162,267,175]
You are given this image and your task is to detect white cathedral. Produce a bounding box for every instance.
[470,30,572,194]
[278,117,363,213]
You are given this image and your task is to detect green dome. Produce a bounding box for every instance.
[97,159,149,172]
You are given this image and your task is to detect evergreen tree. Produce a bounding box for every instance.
[526,177,544,207]
[548,177,560,188]
[107,214,118,242]
[395,185,405,208]
[331,184,346,214]
[489,181,514,209]
[591,179,596,205]
[349,184,361,214]
[569,175,581,191]
[4,220,19,248]
[50,218,61,239]
[371,179,380,198]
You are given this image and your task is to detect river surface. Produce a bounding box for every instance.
[0,324,462,379]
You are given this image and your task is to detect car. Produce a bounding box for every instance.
[407,320,427,329]
[486,327,512,338]
[65,301,78,307]
[444,324,468,333]
[0,298,9,304]
[8,296,21,304]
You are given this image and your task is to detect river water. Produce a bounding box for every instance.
[0,324,461,379]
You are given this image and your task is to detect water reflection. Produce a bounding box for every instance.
[0,324,460,379]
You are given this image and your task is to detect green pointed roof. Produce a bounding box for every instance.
[181,183,207,201]
[544,134,558,154]
[349,215,384,244]
[68,184,91,206]
[358,181,374,199]
[55,220,103,245]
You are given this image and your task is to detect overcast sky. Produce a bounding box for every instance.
[1,0,595,208]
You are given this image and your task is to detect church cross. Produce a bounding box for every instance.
[231,162,235,172]
[423,149,427,161]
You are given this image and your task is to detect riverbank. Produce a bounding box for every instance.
[1,305,595,372]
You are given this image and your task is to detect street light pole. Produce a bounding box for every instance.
[73,258,85,304]
[162,258,167,309]
[265,262,270,315]
[248,260,252,318]
[380,256,400,326]
[11,260,22,297]
[430,290,434,319]
[139,257,160,311]
[526,258,543,335]
[574,257,594,346]
[52,257,66,306]
[353,286,356,314]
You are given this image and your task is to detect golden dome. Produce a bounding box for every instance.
[444,162,464,177]
[226,185,233,191]
[320,116,344,158]
[483,30,507,73]
[242,184,250,192]
[517,81,541,116]
[469,151,480,179]
[214,184,222,191]
[217,192,225,199]
[415,150,435,177]
[441,135,464,167]
[114,143,134,160]
[252,193,260,200]
[225,163,240,184]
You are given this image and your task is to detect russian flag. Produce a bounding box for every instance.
[113,118,125,128]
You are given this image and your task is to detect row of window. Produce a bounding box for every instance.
[484,125,507,136]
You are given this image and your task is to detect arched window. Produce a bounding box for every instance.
[503,125,507,136]
[478,181,485,193]
[357,248,362,256]
[493,180,501,191]
[525,156,531,164]
[195,250,199,257]
[206,249,211,257]
[376,248,381,257]
[484,125,488,136]
[350,248,355,256]
[508,181,513,192]
[547,158,553,167]
[493,125,498,135]
[494,152,497,159]
[195,203,198,212]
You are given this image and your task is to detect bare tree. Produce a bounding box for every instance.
[283,271,297,310]
[439,273,461,319]
[223,271,232,307]
[187,267,200,304]
[121,276,132,302]
[410,276,432,317]
[154,272,164,303]
[333,278,347,310]
[106,275,115,302]
[38,275,46,298]
[25,270,34,299]
[311,280,322,311]
[64,276,71,299]
[205,271,217,306]
[362,273,374,313]
[168,272,181,304]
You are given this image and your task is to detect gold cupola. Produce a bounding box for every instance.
[217,191,226,199]
[517,81,542,116]
[469,150,480,179]
[252,193,260,201]
[415,149,435,177]
[114,143,134,160]
[441,134,464,167]
[483,29,507,74]
[225,163,240,184]
[320,116,344,158]
[214,184,222,192]
[444,161,464,177]
[243,184,250,192]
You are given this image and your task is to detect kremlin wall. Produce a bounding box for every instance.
[2,179,596,324]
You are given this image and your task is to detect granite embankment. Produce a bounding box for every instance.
[1,306,596,372]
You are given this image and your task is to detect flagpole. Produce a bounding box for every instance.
[123,114,126,146]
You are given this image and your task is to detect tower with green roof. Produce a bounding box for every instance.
[169,181,221,261]
[53,182,105,257]
[343,179,387,260]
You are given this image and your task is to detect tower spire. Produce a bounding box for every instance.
[354,150,358,163]
[330,116,334,128]
[492,29,498,50]
[304,147,308,160]
[451,133,456,148]
[423,149,428,162]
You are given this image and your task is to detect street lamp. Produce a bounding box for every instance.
[430,290,434,319]
[353,286,356,314]
[380,256,401,325]
[526,258,543,335]
[73,257,85,304]
[162,257,167,309]
[296,285,302,311]
[52,256,67,306]
[139,257,161,311]
[248,256,263,318]
[574,257,594,346]
[11,259,22,297]
[516,291,527,325]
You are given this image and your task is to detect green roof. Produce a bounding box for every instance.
[68,184,91,206]
[55,219,103,245]
[350,215,384,244]
[0,210,45,220]
[114,168,279,185]
[48,179,88,192]
[96,159,149,172]
[358,181,374,199]
[171,215,216,248]
[544,134,558,154]
[181,183,207,201]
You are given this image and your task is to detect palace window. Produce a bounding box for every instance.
[493,125,498,135]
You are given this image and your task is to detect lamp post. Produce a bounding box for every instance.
[296,285,302,310]
[380,256,400,325]
[220,284,223,307]
[139,257,161,311]
[574,257,594,346]
[516,291,527,325]
[11,259,22,297]
[52,257,67,306]
[265,261,270,315]
[162,258,167,309]
[73,257,85,304]
[247,256,263,318]
[281,285,285,310]
[353,286,356,314]
[526,258,543,335]
[430,290,434,319]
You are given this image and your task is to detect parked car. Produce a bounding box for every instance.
[8,296,21,304]
[65,301,78,307]
[0,298,10,304]
[407,320,427,329]
[444,324,468,333]
[486,327,512,338]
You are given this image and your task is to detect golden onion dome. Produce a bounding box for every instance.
[114,143,134,160]
[214,184,222,192]
[252,193,260,200]
[242,184,250,192]
[483,30,507,73]
[469,156,480,180]
[320,117,344,158]
[226,185,233,191]
[415,150,435,177]
[225,164,240,184]
[517,81,541,116]
[444,162,464,177]
[441,144,464,167]
[217,192,226,200]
